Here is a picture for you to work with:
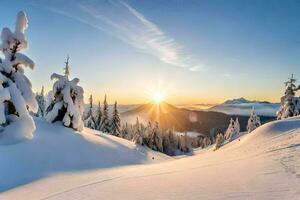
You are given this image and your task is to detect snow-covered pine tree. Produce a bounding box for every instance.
[172,129,180,150]
[45,57,84,131]
[201,137,211,148]
[110,101,121,136]
[0,11,37,143]
[234,117,240,134]
[84,94,96,129]
[247,108,261,133]
[36,86,46,117]
[100,95,110,133]
[162,128,179,155]
[120,122,130,139]
[215,133,224,150]
[149,122,163,152]
[142,121,152,145]
[191,136,199,148]
[277,74,300,119]
[180,132,192,153]
[205,137,211,146]
[162,129,171,154]
[196,136,203,148]
[224,118,236,140]
[132,117,143,145]
[94,101,102,130]
[127,123,134,140]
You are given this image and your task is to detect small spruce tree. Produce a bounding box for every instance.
[45,57,84,131]
[224,118,235,140]
[84,94,96,129]
[36,86,46,117]
[120,122,130,139]
[94,101,102,130]
[247,108,261,133]
[149,122,163,152]
[234,117,240,134]
[215,133,224,150]
[132,117,143,145]
[110,101,121,136]
[100,95,110,133]
[277,74,300,119]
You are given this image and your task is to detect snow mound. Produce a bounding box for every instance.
[0,118,169,192]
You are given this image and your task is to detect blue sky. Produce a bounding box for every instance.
[0,0,299,104]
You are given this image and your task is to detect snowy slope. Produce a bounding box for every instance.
[1,117,300,199]
[0,118,169,192]
[208,98,280,117]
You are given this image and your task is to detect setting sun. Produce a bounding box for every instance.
[152,92,164,104]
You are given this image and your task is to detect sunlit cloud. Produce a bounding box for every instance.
[32,0,204,72]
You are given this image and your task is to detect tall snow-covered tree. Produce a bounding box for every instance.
[36,86,45,117]
[0,11,37,143]
[100,95,110,133]
[45,57,84,131]
[94,101,102,130]
[277,74,300,119]
[110,101,121,136]
[247,108,261,133]
[84,94,96,129]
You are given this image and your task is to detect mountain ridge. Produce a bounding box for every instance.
[121,101,276,135]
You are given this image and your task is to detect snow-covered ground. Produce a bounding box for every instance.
[1,117,300,199]
[0,118,169,192]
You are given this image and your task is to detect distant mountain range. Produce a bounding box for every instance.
[207,98,280,117]
[223,97,269,104]
[121,101,275,136]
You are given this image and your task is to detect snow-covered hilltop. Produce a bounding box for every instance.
[1,115,299,199]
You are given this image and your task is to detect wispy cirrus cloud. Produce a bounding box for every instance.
[32,0,205,72]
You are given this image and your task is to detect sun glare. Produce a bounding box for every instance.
[152,92,164,104]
